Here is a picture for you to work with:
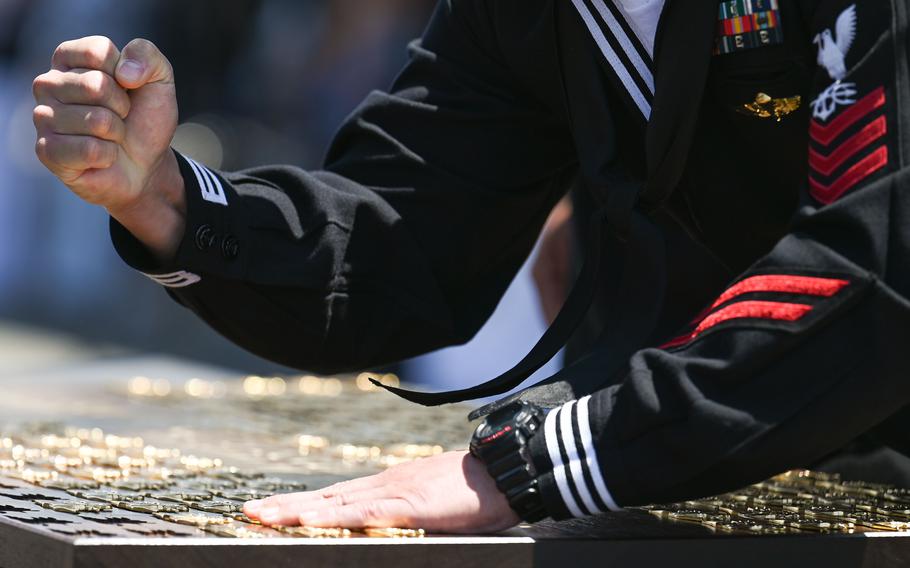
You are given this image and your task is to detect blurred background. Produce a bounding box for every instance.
[0,0,560,389]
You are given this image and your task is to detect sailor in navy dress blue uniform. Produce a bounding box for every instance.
[111,0,910,521]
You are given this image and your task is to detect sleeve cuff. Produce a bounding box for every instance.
[110,217,203,288]
[528,397,622,520]
[110,150,249,289]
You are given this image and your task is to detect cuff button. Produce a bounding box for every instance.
[222,236,240,260]
[194,225,218,251]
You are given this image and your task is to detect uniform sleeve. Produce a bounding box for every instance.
[526,0,910,518]
[111,0,576,373]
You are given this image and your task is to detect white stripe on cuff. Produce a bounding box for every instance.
[544,406,585,518]
[559,400,603,515]
[142,271,201,288]
[577,395,621,511]
[183,154,228,206]
[543,397,621,517]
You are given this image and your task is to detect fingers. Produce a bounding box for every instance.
[115,38,175,90]
[32,68,128,186]
[298,499,410,529]
[35,134,118,182]
[33,69,131,119]
[245,477,383,520]
[33,103,126,143]
[254,487,394,526]
[51,36,120,75]
[247,476,384,512]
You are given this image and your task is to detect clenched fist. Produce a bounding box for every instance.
[33,36,187,261]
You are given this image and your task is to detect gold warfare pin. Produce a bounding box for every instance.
[739,92,802,121]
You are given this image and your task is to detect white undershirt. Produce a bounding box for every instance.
[615,0,665,56]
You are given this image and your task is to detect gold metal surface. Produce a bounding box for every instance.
[639,470,910,535]
[0,424,438,538]
[2,369,907,541]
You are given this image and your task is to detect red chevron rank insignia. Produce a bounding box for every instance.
[660,274,851,349]
[809,87,889,205]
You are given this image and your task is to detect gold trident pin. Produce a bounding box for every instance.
[739,92,802,122]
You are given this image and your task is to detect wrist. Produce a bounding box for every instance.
[462,451,522,528]
[106,150,186,263]
[470,401,549,523]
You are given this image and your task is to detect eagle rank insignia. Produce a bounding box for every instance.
[810,4,858,121]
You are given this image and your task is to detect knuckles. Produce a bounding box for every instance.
[331,493,349,508]
[31,71,56,100]
[86,109,115,139]
[52,36,118,71]
[35,133,116,170]
[79,70,113,103]
[80,137,116,167]
[32,69,115,104]
[31,105,53,130]
[33,137,50,165]
[37,134,66,164]
[356,500,389,524]
[32,104,121,142]
[80,137,102,164]
[33,66,129,110]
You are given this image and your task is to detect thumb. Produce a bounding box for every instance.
[114,38,174,90]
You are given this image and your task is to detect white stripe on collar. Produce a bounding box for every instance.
[571,0,664,120]
[590,0,654,92]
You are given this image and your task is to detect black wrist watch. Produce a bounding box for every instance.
[470,401,548,523]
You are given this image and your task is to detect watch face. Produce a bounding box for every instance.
[474,402,535,446]
[490,402,529,426]
[475,422,512,446]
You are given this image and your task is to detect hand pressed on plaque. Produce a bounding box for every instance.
[243,451,520,534]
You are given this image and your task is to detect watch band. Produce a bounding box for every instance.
[470,401,548,523]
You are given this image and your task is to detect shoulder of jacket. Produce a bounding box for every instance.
[445,0,557,47]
